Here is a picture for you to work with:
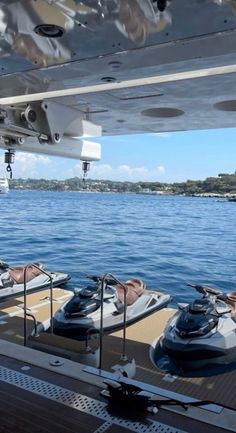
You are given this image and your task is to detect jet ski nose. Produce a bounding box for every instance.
[175,309,219,338]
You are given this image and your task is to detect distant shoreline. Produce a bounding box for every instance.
[8,172,236,196]
[8,188,236,199]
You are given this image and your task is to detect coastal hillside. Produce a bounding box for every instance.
[9,172,236,196]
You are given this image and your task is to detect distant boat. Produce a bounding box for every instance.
[228,197,236,202]
[0,178,9,194]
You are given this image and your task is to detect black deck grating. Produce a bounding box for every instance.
[0,365,186,433]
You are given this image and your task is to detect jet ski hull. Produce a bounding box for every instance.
[161,336,228,361]
[52,296,170,339]
[159,310,236,368]
[49,292,171,340]
[0,271,70,299]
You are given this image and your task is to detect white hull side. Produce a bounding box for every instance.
[0,179,9,194]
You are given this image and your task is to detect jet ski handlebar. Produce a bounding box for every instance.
[87,274,118,286]
[187,283,222,296]
[187,283,231,302]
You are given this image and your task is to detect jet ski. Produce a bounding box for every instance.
[45,274,171,340]
[0,259,70,298]
[159,283,236,367]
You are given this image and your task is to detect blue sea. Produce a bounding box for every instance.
[0,191,235,305]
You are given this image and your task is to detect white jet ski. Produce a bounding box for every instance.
[46,274,171,340]
[0,259,70,298]
[158,283,236,368]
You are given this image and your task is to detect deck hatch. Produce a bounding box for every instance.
[0,365,186,433]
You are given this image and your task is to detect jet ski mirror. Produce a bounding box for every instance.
[104,277,117,286]
[73,288,81,295]
[0,260,9,270]
[177,303,189,311]
[87,275,100,282]
[215,305,232,315]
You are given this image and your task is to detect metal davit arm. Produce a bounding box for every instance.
[23,263,53,346]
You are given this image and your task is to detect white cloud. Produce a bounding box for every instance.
[156,165,166,174]
[67,162,166,181]
[148,132,172,138]
[117,165,148,175]
[64,163,112,179]
[0,149,166,181]
[14,152,51,177]
[88,163,113,176]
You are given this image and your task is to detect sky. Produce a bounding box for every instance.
[0,128,236,183]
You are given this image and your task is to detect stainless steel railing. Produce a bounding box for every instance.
[98,273,127,370]
[23,263,53,346]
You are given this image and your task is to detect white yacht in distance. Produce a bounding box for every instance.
[0,178,9,194]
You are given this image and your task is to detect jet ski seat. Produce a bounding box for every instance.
[225,292,236,319]
[9,262,44,284]
[115,279,146,305]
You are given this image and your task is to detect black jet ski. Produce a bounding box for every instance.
[0,259,70,298]
[39,274,171,339]
[159,283,236,367]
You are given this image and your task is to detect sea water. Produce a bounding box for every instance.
[0,191,235,305]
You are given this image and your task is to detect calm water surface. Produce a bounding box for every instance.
[0,191,235,305]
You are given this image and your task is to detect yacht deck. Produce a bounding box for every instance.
[0,287,235,432]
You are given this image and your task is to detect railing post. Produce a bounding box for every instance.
[23,263,54,346]
[122,281,128,361]
[110,275,127,361]
[98,274,106,370]
[23,266,28,346]
[97,273,128,369]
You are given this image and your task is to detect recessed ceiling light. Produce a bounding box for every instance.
[34,24,64,38]
[101,77,117,83]
[214,100,236,111]
[142,108,184,118]
[108,61,122,69]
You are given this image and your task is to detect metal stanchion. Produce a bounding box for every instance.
[109,275,127,361]
[23,263,54,346]
[98,274,106,370]
[98,273,128,370]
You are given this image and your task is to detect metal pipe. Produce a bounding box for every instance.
[23,263,54,346]
[85,328,99,351]
[108,274,128,361]
[32,264,53,334]
[25,312,39,337]
[122,282,128,361]
[23,266,28,346]
[98,274,106,370]
[95,272,128,370]
[101,273,128,362]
